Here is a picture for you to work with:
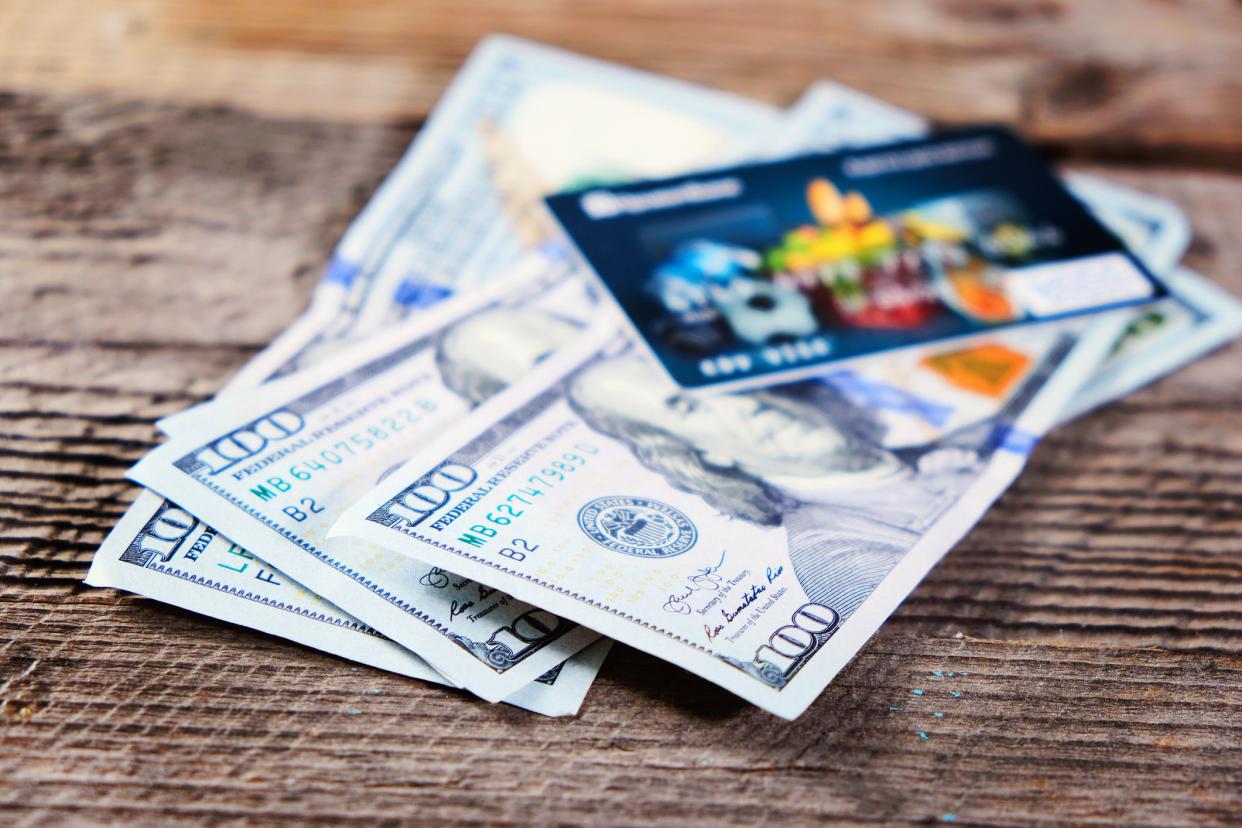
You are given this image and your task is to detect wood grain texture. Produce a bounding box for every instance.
[2,5,1242,825]
[2,0,1242,164]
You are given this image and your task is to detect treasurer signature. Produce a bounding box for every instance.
[722,583,766,623]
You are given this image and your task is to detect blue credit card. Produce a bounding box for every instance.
[545,126,1168,392]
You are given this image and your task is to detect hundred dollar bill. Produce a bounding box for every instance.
[227,35,780,389]
[1059,265,1242,421]
[86,489,611,715]
[332,308,1127,719]
[127,267,612,702]
[1059,173,1190,279]
[88,257,612,713]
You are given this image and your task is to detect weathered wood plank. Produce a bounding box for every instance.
[2,602,1239,826]
[0,92,412,347]
[1,0,1241,161]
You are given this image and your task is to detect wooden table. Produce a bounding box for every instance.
[2,2,1240,824]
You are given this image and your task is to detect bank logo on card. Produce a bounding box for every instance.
[579,178,743,220]
[577,496,698,558]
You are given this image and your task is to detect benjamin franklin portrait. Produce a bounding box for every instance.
[565,350,984,621]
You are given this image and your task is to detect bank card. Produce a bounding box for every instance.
[546,126,1167,392]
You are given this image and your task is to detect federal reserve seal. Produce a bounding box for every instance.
[577,496,697,558]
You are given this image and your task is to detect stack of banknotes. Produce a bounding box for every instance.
[88,35,1242,719]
